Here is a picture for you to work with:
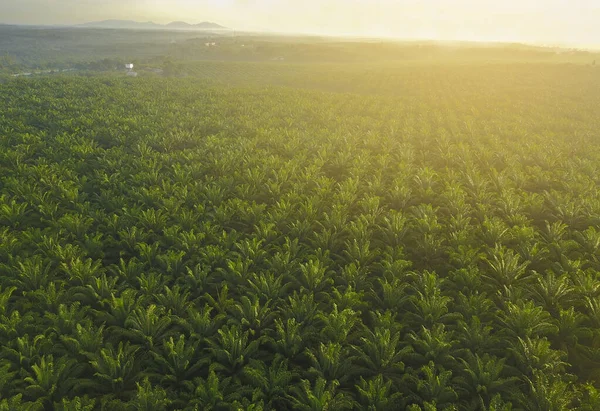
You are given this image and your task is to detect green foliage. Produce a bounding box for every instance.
[1,59,600,409]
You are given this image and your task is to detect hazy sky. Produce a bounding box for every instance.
[2,0,600,47]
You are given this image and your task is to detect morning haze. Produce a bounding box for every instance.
[1,0,600,47]
[2,0,600,409]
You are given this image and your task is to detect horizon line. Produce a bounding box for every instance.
[1,20,599,52]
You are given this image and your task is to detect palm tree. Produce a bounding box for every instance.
[135,242,161,267]
[481,246,532,292]
[206,325,262,378]
[478,217,510,247]
[574,226,600,268]
[77,273,119,309]
[453,292,495,324]
[406,362,458,409]
[137,272,168,298]
[0,394,28,411]
[22,355,76,405]
[177,304,224,344]
[539,220,569,246]
[0,195,29,228]
[515,370,576,411]
[571,270,600,300]
[527,271,574,316]
[55,213,94,240]
[2,334,50,372]
[148,334,203,391]
[318,303,359,344]
[343,238,379,269]
[246,272,288,302]
[89,341,141,400]
[59,323,105,362]
[242,355,294,409]
[483,394,514,411]
[355,374,403,411]
[0,286,17,317]
[406,324,457,371]
[0,228,19,265]
[406,271,459,328]
[500,301,558,339]
[118,226,149,254]
[0,309,34,344]
[218,258,251,288]
[351,326,410,384]
[306,342,356,385]
[156,250,187,278]
[296,259,334,300]
[331,285,367,313]
[154,285,190,317]
[0,360,16,400]
[579,384,600,411]
[272,318,305,359]
[509,336,568,377]
[338,262,370,290]
[288,378,354,411]
[455,353,518,409]
[455,316,499,357]
[280,291,320,325]
[44,302,90,337]
[311,228,345,262]
[184,368,244,411]
[128,378,170,411]
[553,307,592,353]
[13,256,53,292]
[60,257,104,287]
[123,304,173,349]
[204,285,236,316]
[227,295,275,335]
[182,263,212,297]
[54,395,96,411]
[372,276,411,312]
[376,211,408,248]
[137,208,168,233]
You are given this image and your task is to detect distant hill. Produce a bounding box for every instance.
[193,22,226,29]
[78,20,227,30]
[166,21,193,29]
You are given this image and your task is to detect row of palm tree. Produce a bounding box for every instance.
[0,69,600,409]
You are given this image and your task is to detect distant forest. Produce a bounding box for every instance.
[1,25,599,76]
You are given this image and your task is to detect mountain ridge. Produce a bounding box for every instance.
[78,19,227,30]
